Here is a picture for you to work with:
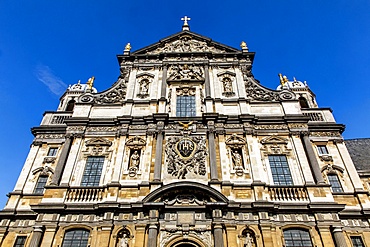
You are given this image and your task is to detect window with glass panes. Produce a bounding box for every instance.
[34,176,48,194]
[351,236,365,247]
[47,147,58,156]
[13,236,27,247]
[283,229,313,247]
[80,156,104,186]
[268,155,293,185]
[61,229,89,247]
[327,173,343,193]
[176,95,196,117]
[317,145,328,155]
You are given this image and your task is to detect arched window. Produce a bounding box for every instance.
[62,229,89,247]
[299,97,309,108]
[66,100,75,111]
[283,228,312,247]
[327,173,343,193]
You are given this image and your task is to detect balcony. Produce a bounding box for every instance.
[301,108,335,122]
[65,187,106,203]
[41,112,72,125]
[268,186,309,202]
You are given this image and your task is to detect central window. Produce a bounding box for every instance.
[62,229,89,247]
[283,229,312,247]
[176,95,196,117]
[81,156,104,186]
[268,155,293,185]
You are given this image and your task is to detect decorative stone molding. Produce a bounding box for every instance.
[86,126,117,132]
[83,137,113,157]
[126,136,146,149]
[43,157,56,164]
[310,132,342,137]
[32,166,54,176]
[260,136,292,156]
[36,134,64,139]
[255,124,288,130]
[176,86,196,96]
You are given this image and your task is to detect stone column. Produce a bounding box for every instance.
[29,226,44,247]
[213,224,224,247]
[301,134,325,184]
[332,227,348,247]
[51,135,73,185]
[153,130,164,182]
[147,224,158,247]
[208,121,218,181]
[204,64,211,98]
[161,65,168,98]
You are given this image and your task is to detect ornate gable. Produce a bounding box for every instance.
[131,31,239,55]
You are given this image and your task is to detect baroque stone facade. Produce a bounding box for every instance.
[1,21,370,247]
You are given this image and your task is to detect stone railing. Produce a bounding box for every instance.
[65,187,106,203]
[301,108,335,122]
[268,186,309,202]
[41,112,72,125]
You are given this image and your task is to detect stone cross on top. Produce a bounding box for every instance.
[181,16,191,31]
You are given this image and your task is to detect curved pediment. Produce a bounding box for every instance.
[260,135,289,145]
[142,182,228,204]
[132,30,239,55]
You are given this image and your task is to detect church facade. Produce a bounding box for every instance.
[1,20,369,247]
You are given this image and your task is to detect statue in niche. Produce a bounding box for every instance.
[130,150,140,168]
[244,232,253,247]
[223,77,233,92]
[116,230,130,247]
[232,149,243,169]
[139,79,149,94]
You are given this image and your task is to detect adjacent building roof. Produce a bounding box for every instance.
[345,138,370,171]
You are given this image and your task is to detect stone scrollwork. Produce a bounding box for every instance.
[79,66,131,105]
[176,86,196,96]
[165,135,207,179]
[168,64,204,81]
[245,80,295,102]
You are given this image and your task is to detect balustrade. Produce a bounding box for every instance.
[269,186,309,202]
[65,187,105,202]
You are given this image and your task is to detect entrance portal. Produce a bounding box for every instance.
[171,240,201,247]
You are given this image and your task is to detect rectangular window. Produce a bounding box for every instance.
[327,174,343,193]
[176,95,196,117]
[81,156,105,186]
[317,145,328,155]
[34,176,48,194]
[47,147,58,156]
[351,236,365,247]
[13,236,27,247]
[268,155,293,186]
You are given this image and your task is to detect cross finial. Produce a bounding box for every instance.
[181,16,191,30]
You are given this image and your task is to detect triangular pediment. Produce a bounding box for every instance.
[131,30,240,55]
[260,135,288,145]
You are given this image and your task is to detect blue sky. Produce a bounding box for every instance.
[0,1,369,208]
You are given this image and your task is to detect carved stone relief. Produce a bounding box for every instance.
[244,80,295,102]
[165,135,207,179]
[148,36,226,54]
[82,138,113,158]
[176,86,196,96]
[168,64,203,81]
[218,71,236,97]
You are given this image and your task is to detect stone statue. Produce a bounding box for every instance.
[130,151,140,167]
[139,80,149,94]
[223,78,233,92]
[118,233,129,247]
[244,232,253,247]
[87,76,95,89]
[232,150,243,169]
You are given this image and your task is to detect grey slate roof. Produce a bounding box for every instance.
[345,138,370,171]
